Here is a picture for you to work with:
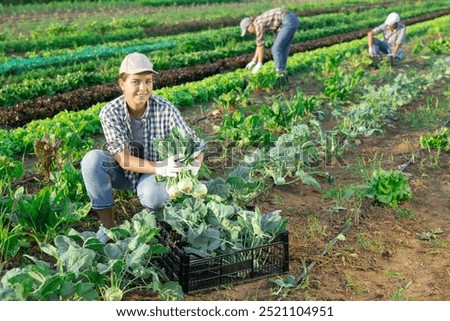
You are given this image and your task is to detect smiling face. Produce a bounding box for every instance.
[119,72,153,115]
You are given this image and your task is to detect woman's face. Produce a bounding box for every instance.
[119,72,153,111]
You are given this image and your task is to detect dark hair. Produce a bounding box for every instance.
[119,71,153,81]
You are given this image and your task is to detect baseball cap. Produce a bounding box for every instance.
[385,12,400,26]
[119,52,158,75]
[240,17,252,37]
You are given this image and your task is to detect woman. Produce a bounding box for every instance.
[240,8,299,75]
[81,52,204,243]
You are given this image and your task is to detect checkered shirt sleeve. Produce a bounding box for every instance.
[254,8,287,46]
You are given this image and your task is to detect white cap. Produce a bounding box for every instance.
[119,52,158,75]
[240,17,252,37]
[385,12,400,26]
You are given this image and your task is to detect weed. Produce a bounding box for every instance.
[390,280,413,301]
[270,260,310,298]
[395,207,416,220]
[323,184,365,208]
[305,215,327,238]
[431,236,448,249]
[402,97,447,129]
[357,233,383,253]
[352,154,385,181]
[384,270,406,280]
[272,192,283,206]
[345,274,370,295]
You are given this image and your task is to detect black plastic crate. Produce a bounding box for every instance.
[157,221,289,293]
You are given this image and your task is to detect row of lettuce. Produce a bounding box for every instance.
[1,3,449,109]
[1,0,397,47]
[0,17,448,300]
[0,14,448,159]
[1,0,242,10]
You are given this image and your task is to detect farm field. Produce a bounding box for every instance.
[0,0,449,304]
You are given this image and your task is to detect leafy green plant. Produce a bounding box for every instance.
[365,169,413,207]
[244,122,322,190]
[419,127,449,152]
[11,184,90,242]
[324,66,364,102]
[261,92,317,133]
[153,126,207,201]
[428,37,448,54]
[215,109,273,147]
[0,210,183,301]
[0,214,25,266]
[213,87,251,115]
[0,156,24,194]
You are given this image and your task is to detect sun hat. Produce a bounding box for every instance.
[384,12,400,26]
[119,52,158,75]
[240,17,252,37]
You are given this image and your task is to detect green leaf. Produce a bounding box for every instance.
[125,243,150,269]
[336,233,346,241]
[59,245,96,273]
[104,242,127,260]
[158,281,184,301]
[296,170,321,190]
[75,282,98,300]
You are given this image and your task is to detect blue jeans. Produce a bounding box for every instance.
[80,149,169,211]
[272,11,300,71]
[373,38,405,60]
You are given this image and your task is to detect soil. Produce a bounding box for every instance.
[153,57,449,301]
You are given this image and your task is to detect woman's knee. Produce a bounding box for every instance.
[138,187,169,210]
[136,174,168,210]
[81,150,104,174]
[81,150,117,173]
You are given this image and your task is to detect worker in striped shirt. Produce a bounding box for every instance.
[240,8,299,77]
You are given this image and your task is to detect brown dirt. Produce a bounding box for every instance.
[166,56,449,301]
[180,124,449,301]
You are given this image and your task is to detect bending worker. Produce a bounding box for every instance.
[368,12,406,61]
[240,8,299,75]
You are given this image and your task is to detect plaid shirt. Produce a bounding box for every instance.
[372,23,406,47]
[253,8,288,46]
[100,94,205,191]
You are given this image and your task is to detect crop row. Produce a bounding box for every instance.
[3,2,446,56]
[1,0,242,9]
[0,0,392,46]
[1,5,448,111]
[0,14,447,161]
[0,12,447,130]
[1,3,418,62]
